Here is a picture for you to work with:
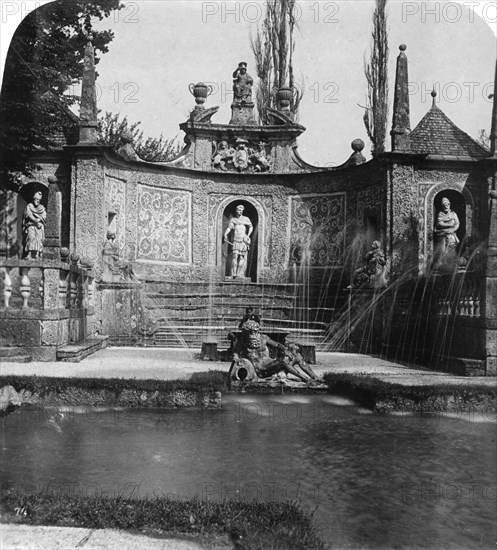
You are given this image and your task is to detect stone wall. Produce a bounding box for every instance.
[94,153,386,285]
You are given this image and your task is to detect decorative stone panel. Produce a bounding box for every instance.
[290,193,346,267]
[136,185,192,264]
[357,185,383,227]
[105,175,127,254]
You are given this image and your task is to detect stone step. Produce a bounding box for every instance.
[57,335,109,363]
[0,347,32,362]
[155,317,328,329]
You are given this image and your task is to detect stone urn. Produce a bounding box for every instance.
[188,82,213,109]
[276,86,293,111]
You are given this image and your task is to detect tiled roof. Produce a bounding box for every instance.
[409,104,490,158]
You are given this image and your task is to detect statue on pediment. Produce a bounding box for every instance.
[232,62,253,104]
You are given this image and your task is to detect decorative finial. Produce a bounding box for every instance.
[399,44,407,52]
[431,87,437,108]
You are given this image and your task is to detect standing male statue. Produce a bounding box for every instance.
[223,204,253,279]
[22,190,46,259]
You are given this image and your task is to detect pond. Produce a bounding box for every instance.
[1,394,496,549]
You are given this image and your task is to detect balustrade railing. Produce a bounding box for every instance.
[0,258,94,311]
[392,271,483,320]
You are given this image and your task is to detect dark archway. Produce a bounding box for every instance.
[222,200,259,282]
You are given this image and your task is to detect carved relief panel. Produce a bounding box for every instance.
[136,184,191,264]
[290,194,346,267]
[105,175,127,255]
[211,140,271,173]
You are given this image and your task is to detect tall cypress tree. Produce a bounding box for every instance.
[363,0,389,156]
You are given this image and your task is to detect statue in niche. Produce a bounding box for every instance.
[212,141,234,171]
[22,191,46,259]
[230,320,319,384]
[223,204,253,279]
[352,240,388,289]
[232,62,253,104]
[434,196,460,268]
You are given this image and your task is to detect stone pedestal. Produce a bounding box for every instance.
[230,103,256,125]
[201,341,218,361]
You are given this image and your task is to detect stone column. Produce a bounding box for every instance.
[43,176,62,259]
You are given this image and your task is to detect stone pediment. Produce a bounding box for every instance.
[178,114,308,173]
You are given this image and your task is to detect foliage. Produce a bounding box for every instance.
[476,129,490,150]
[250,0,303,124]
[0,492,326,550]
[0,371,230,397]
[363,0,389,156]
[0,0,123,191]
[98,112,180,162]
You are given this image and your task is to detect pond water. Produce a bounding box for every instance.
[1,394,496,549]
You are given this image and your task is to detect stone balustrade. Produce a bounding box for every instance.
[432,271,482,319]
[1,258,94,311]
[0,257,96,361]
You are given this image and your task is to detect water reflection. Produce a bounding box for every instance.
[1,395,496,549]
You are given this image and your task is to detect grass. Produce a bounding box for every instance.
[0,370,230,397]
[1,491,325,550]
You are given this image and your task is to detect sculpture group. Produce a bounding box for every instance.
[229,319,320,385]
[212,140,270,172]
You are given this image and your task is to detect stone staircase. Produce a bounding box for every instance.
[141,281,347,351]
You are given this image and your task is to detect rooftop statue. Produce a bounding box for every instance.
[232,62,253,104]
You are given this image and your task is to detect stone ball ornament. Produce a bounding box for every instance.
[70,252,80,265]
[351,139,365,152]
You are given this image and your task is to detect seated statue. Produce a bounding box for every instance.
[229,320,319,384]
[352,240,388,289]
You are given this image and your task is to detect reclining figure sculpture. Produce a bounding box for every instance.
[229,320,319,384]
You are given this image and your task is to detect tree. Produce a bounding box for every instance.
[0,0,123,190]
[250,0,302,125]
[363,0,389,156]
[98,112,180,162]
[476,129,490,150]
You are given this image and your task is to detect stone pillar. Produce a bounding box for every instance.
[79,36,98,144]
[391,45,411,152]
[43,176,62,259]
[485,185,497,375]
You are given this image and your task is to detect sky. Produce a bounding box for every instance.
[1,0,496,165]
